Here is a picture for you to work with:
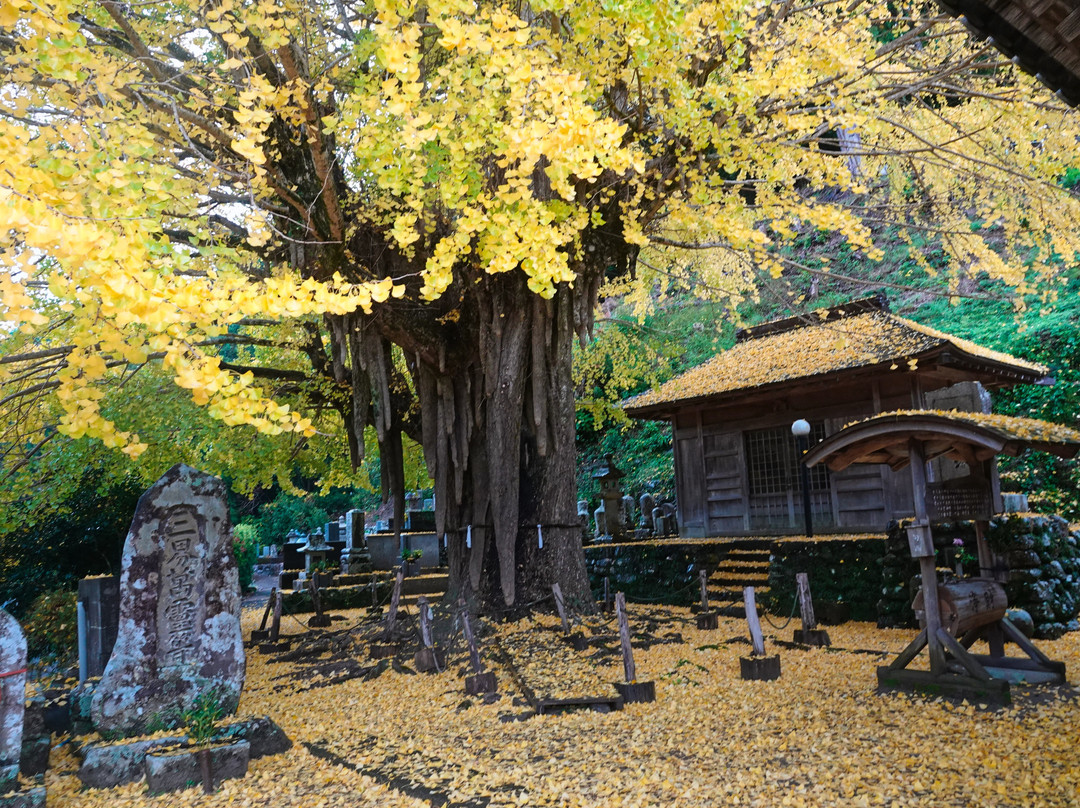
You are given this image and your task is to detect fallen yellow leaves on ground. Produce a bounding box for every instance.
[43,604,1080,807]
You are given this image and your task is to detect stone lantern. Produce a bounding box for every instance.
[299,529,330,573]
[592,456,627,542]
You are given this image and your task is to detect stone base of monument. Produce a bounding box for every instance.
[0,783,46,808]
[307,614,332,628]
[144,739,249,795]
[792,629,831,647]
[78,737,186,789]
[464,672,497,695]
[249,629,270,643]
[77,717,289,790]
[413,647,446,673]
[696,612,719,630]
[740,654,781,681]
[613,681,656,704]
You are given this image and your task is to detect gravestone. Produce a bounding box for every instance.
[90,465,245,736]
[1,608,27,788]
[78,576,120,681]
[341,510,371,574]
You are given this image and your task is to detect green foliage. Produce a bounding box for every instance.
[401,549,423,563]
[245,487,378,547]
[0,465,141,617]
[912,272,1080,519]
[183,687,226,746]
[232,524,260,593]
[763,539,886,621]
[575,299,735,505]
[21,587,77,667]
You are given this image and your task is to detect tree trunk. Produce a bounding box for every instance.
[328,266,604,613]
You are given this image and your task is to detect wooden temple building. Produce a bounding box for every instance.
[623,297,1052,538]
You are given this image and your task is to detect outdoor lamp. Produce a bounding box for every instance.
[791,419,813,537]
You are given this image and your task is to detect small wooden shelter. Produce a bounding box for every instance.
[624,297,1051,537]
[804,410,1080,701]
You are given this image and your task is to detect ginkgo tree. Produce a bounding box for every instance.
[2,0,1079,610]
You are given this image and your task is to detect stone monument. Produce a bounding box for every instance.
[90,464,245,736]
[340,510,371,574]
[1,608,27,788]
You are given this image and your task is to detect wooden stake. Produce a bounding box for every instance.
[552,583,571,635]
[796,573,816,631]
[615,592,636,683]
[418,596,433,649]
[699,570,710,612]
[259,588,277,632]
[744,586,766,657]
[603,576,610,605]
[384,568,404,640]
[269,591,282,642]
[307,577,323,618]
[458,597,483,675]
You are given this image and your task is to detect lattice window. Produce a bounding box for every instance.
[744,423,830,496]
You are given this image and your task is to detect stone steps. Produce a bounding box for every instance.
[701,540,774,618]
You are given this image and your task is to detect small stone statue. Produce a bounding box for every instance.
[639,493,656,532]
[594,502,607,539]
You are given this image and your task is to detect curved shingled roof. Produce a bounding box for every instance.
[804,410,1080,471]
[623,303,1049,418]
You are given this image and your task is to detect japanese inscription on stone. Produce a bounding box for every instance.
[90,464,245,736]
[158,508,202,667]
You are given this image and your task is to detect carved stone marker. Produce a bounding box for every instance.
[90,464,245,736]
[1,608,28,788]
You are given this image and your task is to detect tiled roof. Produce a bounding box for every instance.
[624,308,1048,415]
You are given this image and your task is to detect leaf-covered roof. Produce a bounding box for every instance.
[624,307,1049,416]
[806,409,1080,472]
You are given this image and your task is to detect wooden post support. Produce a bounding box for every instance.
[601,576,613,612]
[696,570,718,629]
[270,590,282,641]
[741,586,780,680]
[251,587,276,642]
[383,568,404,640]
[552,583,571,635]
[418,596,433,648]
[459,597,496,694]
[413,596,445,673]
[613,592,655,703]
[744,586,765,657]
[307,577,331,627]
[792,573,830,647]
[615,592,636,682]
[259,591,290,653]
[553,582,587,650]
[370,575,379,609]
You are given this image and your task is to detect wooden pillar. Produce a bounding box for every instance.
[744,586,766,657]
[384,568,404,641]
[908,439,946,675]
[796,573,816,630]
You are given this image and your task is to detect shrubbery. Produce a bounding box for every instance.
[21,588,77,667]
[232,523,260,592]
